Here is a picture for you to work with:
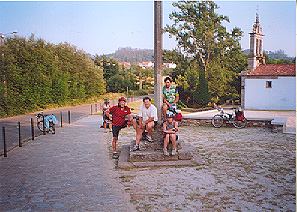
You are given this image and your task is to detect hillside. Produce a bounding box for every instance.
[106,47,294,63]
[243,49,294,61]
[106,47,154,63]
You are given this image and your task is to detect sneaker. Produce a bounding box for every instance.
[172,149,177,156]
[112,152,118,159]
[146,135,153,142]
[163,148,169,156]
[133,145,140,151]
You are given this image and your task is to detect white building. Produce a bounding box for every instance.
[244,64,296,110]
[240,14,296,111]
[163,62,177,69]
[138,61,154,69]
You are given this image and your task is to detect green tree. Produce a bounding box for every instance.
[193,69,211,107]
[0,35,105,117]
[165,1,247,105]
[165,1,242,74]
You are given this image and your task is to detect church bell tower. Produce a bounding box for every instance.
[247,13,265,71]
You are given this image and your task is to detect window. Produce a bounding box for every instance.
[266,81,272,88]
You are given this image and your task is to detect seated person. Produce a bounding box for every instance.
[132,97,158,151]
[163,76,179,119]
[163,111,178,156]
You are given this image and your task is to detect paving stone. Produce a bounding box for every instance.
[0,115,136,212]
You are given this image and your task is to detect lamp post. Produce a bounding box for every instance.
[0,30,17,45]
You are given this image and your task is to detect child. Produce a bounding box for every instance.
[163,111,178,156]
[102,99,112,132]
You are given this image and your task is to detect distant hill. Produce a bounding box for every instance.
[242,49,294,61]
[106,47,154,63]
[106,47,294,63]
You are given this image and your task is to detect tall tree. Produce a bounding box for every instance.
[165,1,243,74]
[193,68,211,107]
[165,1,247,105]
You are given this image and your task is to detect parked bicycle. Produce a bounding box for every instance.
[35,111,57,134]
[168,104,182,121]
[211,107,247,129]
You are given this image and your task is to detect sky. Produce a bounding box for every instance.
[0,1,295,57]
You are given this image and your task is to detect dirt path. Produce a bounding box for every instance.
[115,126,296,211]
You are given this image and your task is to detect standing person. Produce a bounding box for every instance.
[102,99,112,132]
[163,76,179,119]
[106,97,133,159]
[132,97,158,151]
[163,111,178,156]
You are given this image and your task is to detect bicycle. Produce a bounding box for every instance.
[211,107,247,129]
[35,111,56,134]
[168,104,182,121]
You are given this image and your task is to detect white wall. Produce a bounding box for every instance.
[245,76,296,110]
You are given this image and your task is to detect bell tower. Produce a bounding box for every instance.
[240,13,266,109]
[247,13,265,71]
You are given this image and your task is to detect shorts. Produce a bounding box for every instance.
[103,114,111,122]
[163,134,178,142]
[136,120,158,128]
[112,121,127,138]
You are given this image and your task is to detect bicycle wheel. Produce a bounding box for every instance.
[233,118,247,129]
[212,115,224,128]
[37,121,45,132]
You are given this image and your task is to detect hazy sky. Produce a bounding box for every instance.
[0,1,295,57]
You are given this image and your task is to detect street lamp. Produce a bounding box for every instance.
[0,30,17,45]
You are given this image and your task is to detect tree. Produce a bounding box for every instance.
[264,52,295,65]
[0,35,105,117]
[94,55,119,82]
[165,1,247,105]
[193,68,211,107]
[165,1,243,74]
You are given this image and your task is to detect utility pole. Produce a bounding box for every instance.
[154,1,163,123]
[0,33,4,46]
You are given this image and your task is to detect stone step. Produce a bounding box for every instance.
[118,145,205,169]
[130,150,179,162]
[130,139,182,152]
[132,160,194,168]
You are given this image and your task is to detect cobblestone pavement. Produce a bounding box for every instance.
[0,115,135,211]
[117,126,296,211]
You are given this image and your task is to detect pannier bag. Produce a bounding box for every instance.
[175,110,182,121]
[235,110,244,121]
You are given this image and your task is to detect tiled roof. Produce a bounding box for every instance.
[249,64,296,76]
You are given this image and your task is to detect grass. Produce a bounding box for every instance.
[127,100,143,114]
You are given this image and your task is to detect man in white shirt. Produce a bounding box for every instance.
[132,97,158,151]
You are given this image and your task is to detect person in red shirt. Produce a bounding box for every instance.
[106,97,132,159]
